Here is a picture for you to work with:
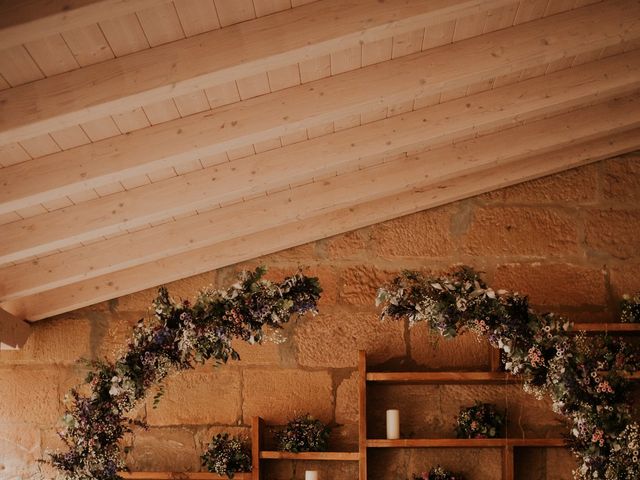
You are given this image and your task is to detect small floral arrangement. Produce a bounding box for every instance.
[412,465,466,480]
[275,414,331,452]
[455,402,504,439]
[620,293,640,322]
[201,433,251,478]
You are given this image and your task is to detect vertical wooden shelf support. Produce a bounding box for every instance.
[502,446,514,480]
[358,350,368,480]
[490,345,502,372]
[252,416,264,480]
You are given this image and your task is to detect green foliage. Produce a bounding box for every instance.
[201,433,251,478]
[275,414,331,453]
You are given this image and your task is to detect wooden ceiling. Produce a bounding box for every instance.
[0,0,639,323]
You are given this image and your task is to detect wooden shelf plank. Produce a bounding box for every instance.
[366,371,519,384]
[119,473,251,480]
[259,451,359,461]
[573,323,640,333]
[366,438,566,448]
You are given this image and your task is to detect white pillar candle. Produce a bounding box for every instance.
[305,471,318,480]
[386,409,400,439]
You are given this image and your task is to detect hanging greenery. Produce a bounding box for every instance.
[49,266,322,480]
[376,266,639,480]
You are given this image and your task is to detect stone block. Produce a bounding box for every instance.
[609,263,640,299]
[410,325,490,370]
[194,426,250,457]
[335,372,359,424]
[0,367,60,425]
[232,339,283,366]
[126,426,199,472]
[339,266,399,306]
[484,164,598,204]
[493,263,606,307]
[461,207,579,257]
[324,229,369,260]
[584,208,640,259]
[602,154,640,203]
[242,369,333,424]
[0,425,41,479]
[370,206,455,258]
[295,311,405,368]
[146,364,241,426]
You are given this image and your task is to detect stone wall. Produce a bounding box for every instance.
[1,152,639,479]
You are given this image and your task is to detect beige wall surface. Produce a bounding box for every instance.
[1,152,639,479]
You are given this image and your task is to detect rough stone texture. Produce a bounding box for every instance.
[370,206,455,257]
[602,155,640,203]
[336,372,359,424]
[0,426,41,479]
[584,208,640,259]
[242,369,333,424]
[295,311,405,368]
[126,427,199,472]
[493,263,606,307]
[340,266,399,305]
[461,207,579,257]
[324,229,369,260]
[0,367,60,425]
[410,325,489,370]
[609,263,640,298]
[146,365,241,426]
[483,164,598,204]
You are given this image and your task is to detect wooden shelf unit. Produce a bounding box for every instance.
[119,474,252,480]
[573,322,640,333]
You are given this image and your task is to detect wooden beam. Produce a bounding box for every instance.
[2,3,639,217]
[0,0,172,49]
[3,108,640,319]
[1,50,638,267]
[0,308,30,350]
[0,0,517,144]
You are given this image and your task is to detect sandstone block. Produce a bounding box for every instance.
[609,263,640,298]
[410,325,489,370]
[232,339,282,366]
[493,263,606,307]
[370,206,455,258]
[126,426,199,472]
[340,266,399,306]
[324,229,369,260]
[335,372,359,424]
[584,208,640,259]
[242,369,333,424]
[461,207,579,257]
[295,311,405,368]
[483,164,598,204]
[0,367,60,425]
[0,425,41,478]
[602,154,640,203]
[146,365,241,426]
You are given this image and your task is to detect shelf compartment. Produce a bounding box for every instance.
[119,474,251,479]
[366,438,566,448]
[260,451,359,460]
[366,371,519,384]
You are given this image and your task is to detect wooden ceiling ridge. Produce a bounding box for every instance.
[0,49,639,272]
[1,3,637,216]
[0,0,518,144]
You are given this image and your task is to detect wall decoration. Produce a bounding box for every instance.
[377,266,639,480]
[49,267,322,480]
[454,402,504,439]
[201,433,251,478]
[413,465,466,480]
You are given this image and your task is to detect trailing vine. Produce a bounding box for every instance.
[49,267,322,480]
[377,266,639,480]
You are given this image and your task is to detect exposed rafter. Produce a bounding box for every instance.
[0,308,30,350]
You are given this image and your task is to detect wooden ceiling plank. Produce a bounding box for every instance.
[173,0,221,37]
[214,0,256,26]
[0,0,172,50]
[7,126,639,321]
[135,2,185,47]
[62,23,115,66]
[3,91,639,299]
[0,0,520,144]
[0,45,45,87]
[2,6,637,215]
[253,0,293,17]
[98,13,150,57]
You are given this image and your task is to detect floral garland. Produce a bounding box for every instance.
[49,267,322,480]
[275,414,331,453]
[455,402,504,439]
[201,433,251,478]
[376,267,639,480]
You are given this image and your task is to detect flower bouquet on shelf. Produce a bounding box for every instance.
[412,465,466,480]
[275,414,331,452]
[201,433,251,478]
[621,293,640,322]
[455,402,504,439]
